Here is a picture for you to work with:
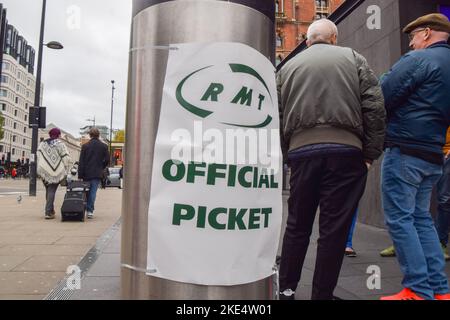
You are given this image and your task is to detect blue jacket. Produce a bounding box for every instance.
[381,42,450,155]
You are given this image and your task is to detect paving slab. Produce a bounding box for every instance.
[0,272,66,295]
[0,256,31,272]
[13,256,84,272]
[0,179,122,299]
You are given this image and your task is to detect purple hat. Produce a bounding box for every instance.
[49,128,61,139]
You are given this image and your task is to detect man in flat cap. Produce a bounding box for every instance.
[380,13,450,300]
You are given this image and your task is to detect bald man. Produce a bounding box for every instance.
[276,19,386,300]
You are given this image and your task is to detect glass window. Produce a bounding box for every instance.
[276,34,283,47]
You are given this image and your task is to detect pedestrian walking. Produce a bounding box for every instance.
[277,19,386,300]
[37,127,72,220]
[78,128,110,219]
[380,13,450,300]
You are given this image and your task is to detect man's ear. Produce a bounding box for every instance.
[424,28,432,41]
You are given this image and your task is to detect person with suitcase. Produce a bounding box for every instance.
[37,127,72,220]
[78,128,110,219]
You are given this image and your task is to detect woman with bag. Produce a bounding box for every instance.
[37,128,72,220]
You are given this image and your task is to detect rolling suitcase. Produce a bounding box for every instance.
[61,181,90,222]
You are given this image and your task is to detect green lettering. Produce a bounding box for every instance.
[270,174,279,189]
[172,203,195,226]
[227,208,247,230]
[231,86,253,106]
[261,208,272,228]
[201,83,224,102]
[187,162,206,183]
[248,208,261,229]
[238,166,253,188]
[258,174,270,188]
[253,167,258,188]
[197,206,207,228]
[258,94,265,110]
[207,164,227,185]
[162,160,185,182]
[209,208,227,230]
[228,165,237,187]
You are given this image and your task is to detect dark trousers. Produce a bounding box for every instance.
[279,153,368,300]
[44,183,59,215]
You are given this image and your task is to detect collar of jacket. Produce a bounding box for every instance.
[309,41,334,46]
[427,41,450,49]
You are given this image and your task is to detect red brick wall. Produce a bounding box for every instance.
[276,0,345,62]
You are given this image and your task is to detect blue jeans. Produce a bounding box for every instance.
[346,210,358,248]
[382,148,449,299]
[436,159,450,246]
[86,179,101,213]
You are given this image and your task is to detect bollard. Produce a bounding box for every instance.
[122,0,276,299]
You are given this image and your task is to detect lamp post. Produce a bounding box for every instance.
[109,80,115,167]
[86,116,96,128]
[29,0,63,197]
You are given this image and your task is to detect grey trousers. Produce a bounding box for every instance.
[45,183,59,215]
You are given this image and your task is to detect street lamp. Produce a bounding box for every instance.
[109,80,115,167]
[29,0,63,197]
[86,117,96,128]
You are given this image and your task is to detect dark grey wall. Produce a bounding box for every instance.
[336,0,450,228]
[336,0,402,228]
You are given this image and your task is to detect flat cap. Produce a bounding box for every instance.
[403,13,450,34]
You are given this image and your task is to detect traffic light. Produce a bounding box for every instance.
[29,107,46,129]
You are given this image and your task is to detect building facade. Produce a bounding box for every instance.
[276,0,345,64]
[0,23,36,165]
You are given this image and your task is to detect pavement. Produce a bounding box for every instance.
[2,179,450,300]
[0,178,122,300]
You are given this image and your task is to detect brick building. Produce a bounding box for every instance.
[276,0,345,64]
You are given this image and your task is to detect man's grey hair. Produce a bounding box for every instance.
[307,19,339,44]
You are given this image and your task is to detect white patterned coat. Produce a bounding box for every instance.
[37,139,72,184]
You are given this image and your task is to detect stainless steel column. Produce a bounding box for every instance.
[122,0,275,300]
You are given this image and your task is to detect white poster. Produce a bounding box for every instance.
[147,42,282,286]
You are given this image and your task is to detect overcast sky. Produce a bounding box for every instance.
[1,0,132,137]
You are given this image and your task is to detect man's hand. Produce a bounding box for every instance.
[445,150,450,160]
[365,161,373,171]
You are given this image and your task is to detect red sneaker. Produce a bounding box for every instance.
[380,288,425,300]
[435,293,450,300]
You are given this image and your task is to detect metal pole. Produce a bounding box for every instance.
[29,0,46,197]
[123,0,275,300]
[109,80,115,166]
[0,5,7,88]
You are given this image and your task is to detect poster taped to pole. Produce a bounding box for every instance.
[147,42,282,286]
